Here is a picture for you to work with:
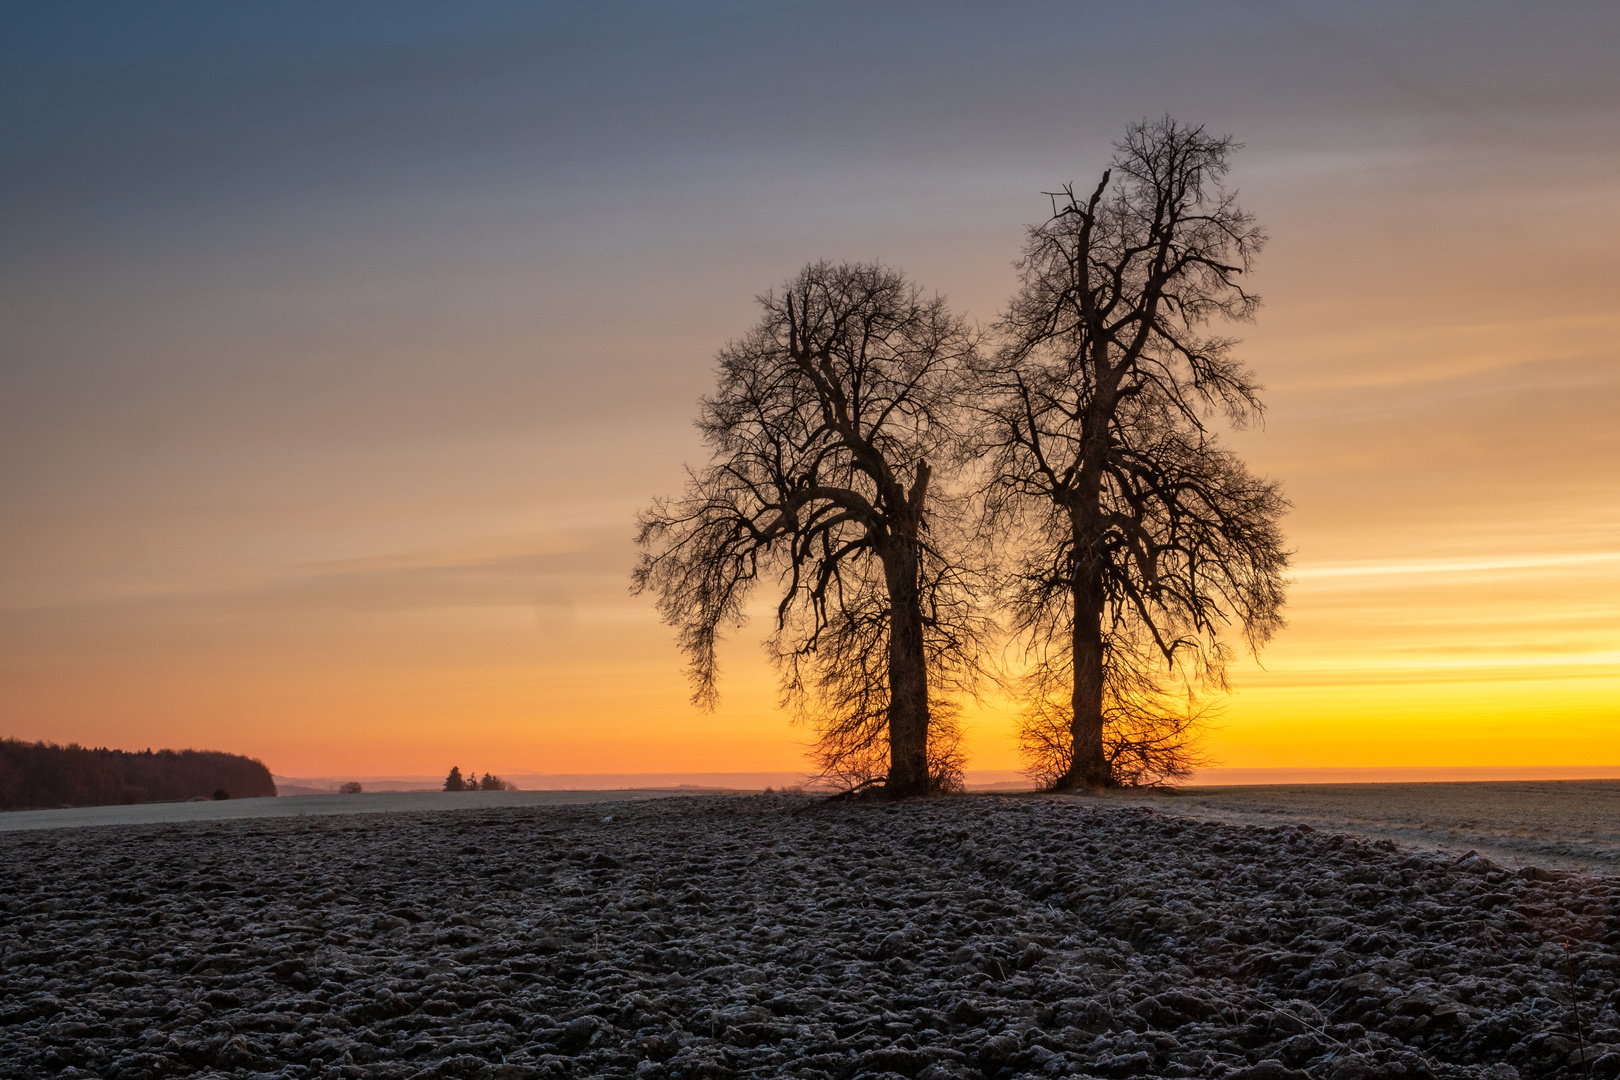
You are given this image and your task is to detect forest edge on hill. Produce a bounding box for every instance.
[0,738,276,811]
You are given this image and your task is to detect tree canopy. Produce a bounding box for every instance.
[975,116,1290,788]
[638,118,1290,795]
[635,262,986,797]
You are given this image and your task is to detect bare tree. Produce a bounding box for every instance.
[975,117,1290,790]
[635,262,985,798]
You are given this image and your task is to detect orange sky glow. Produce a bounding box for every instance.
[2,3,1616,780]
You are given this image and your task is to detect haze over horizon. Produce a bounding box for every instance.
[3,1,1617,779]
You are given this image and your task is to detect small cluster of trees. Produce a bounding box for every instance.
[636,118,1290,798]
[0,739,277,811]
[442,766,514,792]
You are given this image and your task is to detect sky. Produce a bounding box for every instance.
[2,1,1617,779]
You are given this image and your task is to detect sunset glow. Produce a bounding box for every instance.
[2,2,1616,780]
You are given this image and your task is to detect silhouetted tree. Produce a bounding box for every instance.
[975,117,1290,789]
[477,772,513,791]
[636,262,988,798]
[443,766,465,792]
[338,781,363,794]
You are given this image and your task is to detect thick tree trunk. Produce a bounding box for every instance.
[1054,532,1111,790]
[882,542,931,798]
[1050,381,1117,792]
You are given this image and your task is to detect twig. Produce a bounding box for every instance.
[1566,939,1591,1080]
[824,777,886,803]
[1256,999,1352,1052]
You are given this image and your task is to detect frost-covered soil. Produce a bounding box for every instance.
[1106,782,1620,875]
[1,795,1615,1080]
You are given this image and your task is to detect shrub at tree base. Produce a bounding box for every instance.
[0,739,276,811]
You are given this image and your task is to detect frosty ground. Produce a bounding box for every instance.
[1,795,1613,1080]
[1108,782,1620,875]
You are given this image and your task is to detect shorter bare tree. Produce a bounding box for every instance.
[635,262,987,797]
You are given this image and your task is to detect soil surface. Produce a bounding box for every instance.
[1,794,1613,1080]
[1106,782,1620,875]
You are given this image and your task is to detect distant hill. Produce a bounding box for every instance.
[0,739,276,811]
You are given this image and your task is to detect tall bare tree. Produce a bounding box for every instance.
[634,262,984,798]
[975,116,1290,789]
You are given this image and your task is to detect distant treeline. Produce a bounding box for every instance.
[0,739,277,811]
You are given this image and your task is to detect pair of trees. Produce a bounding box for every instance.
[635,118,1290,797]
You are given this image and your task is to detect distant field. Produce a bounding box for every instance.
[8,779,1620,878]
[0,788,718,833]
[268,770,1037,794]
[1105,779,1620,874]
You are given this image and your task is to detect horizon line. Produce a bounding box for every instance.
[271,765,1620,790]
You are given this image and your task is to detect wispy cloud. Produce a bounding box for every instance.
[1293,552,1620,580]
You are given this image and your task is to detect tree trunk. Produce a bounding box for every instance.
[883,541,931,798]
[1056,534,1110,790]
